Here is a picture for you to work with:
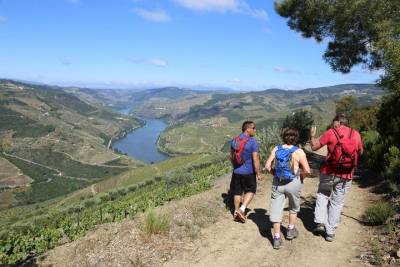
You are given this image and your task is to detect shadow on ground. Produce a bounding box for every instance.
[352,165,389,196]
[222,191,274,245]
[247,208,274,245]
[222,191,234,215]
[297,195,317,234]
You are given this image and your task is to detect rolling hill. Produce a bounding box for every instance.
[156,84,384,154]
[0,80,143,209]
[69,83,384,155]
[0,80,387,265]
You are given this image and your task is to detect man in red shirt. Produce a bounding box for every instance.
[310,113,363,241]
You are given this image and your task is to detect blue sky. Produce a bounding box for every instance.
[0,0,381,90]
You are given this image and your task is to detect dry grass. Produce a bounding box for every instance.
[363,201,395,226]
[142,210,171,240]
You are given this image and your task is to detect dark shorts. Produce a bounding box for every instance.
[230,173,257,195]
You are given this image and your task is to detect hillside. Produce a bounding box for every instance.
[36,149,382,267]
[0,80,388,265]
[157,84,383,155]
[73,87,214,121]
[0,81,384,207]
[0,80,143,209]
[73,83,383,156]
[0,151,229,265]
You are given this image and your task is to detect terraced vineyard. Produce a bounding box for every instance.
[0,80,143,209]
[156,84,382,154]
[0,153,229,265]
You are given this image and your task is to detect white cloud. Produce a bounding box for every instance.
[0,16,7,23]
[227,78,241,84]
[147,58,168,67]
[173,0,267,20]
[133,8,171,22]
[273,66,302,74]
[240,4,268,20]
[174,0,238,12]
[128,57,168,67]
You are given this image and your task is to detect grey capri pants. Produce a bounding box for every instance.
[269,176,303,223]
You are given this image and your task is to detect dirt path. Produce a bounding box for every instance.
[165,174,377,267]
[38,150,379,267]
[165,147,378,267]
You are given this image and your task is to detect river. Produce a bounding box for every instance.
[112,108,170,164]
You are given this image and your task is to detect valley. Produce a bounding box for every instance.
[0,80,143,209]
[0,79,386,265]
[0,80,384,211]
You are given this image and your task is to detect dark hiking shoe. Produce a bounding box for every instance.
[325,234,335,242]
[273,237,283,249]
[313,223,326,235]
[286,227,299,240]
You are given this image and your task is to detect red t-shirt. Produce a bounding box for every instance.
[319,125,363,179]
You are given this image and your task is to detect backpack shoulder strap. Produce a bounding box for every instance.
[242,136,250,148]
[289,146,299,153]
[332,128,342,142]
[349,128,353,138]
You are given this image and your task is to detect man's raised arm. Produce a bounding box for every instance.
[310,126,322,151]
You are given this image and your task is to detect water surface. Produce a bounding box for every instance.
[112,118,170,164]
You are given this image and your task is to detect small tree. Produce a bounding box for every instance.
[335,95,358,118]
[0,137,13,153]
[256,123,281,161]
[282,110,314,145]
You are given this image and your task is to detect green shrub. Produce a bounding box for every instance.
[117,188,127,197]
[99,193,110,202]
[165,170,194,189]
[83,199,95,208]
[144,179,154,186]
[127,185,138,192]
[361,131,386,173]
[387,181,400,195]
[154,175,163,182]
[370,241,384,266]
[108,190,119,201]
[383,146,400,181]
[282,110,314,145]
[142,211,170,238]
[363,201,395,225]
[256,123,281,161]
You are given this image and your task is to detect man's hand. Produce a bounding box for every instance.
[256,173,263,181]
